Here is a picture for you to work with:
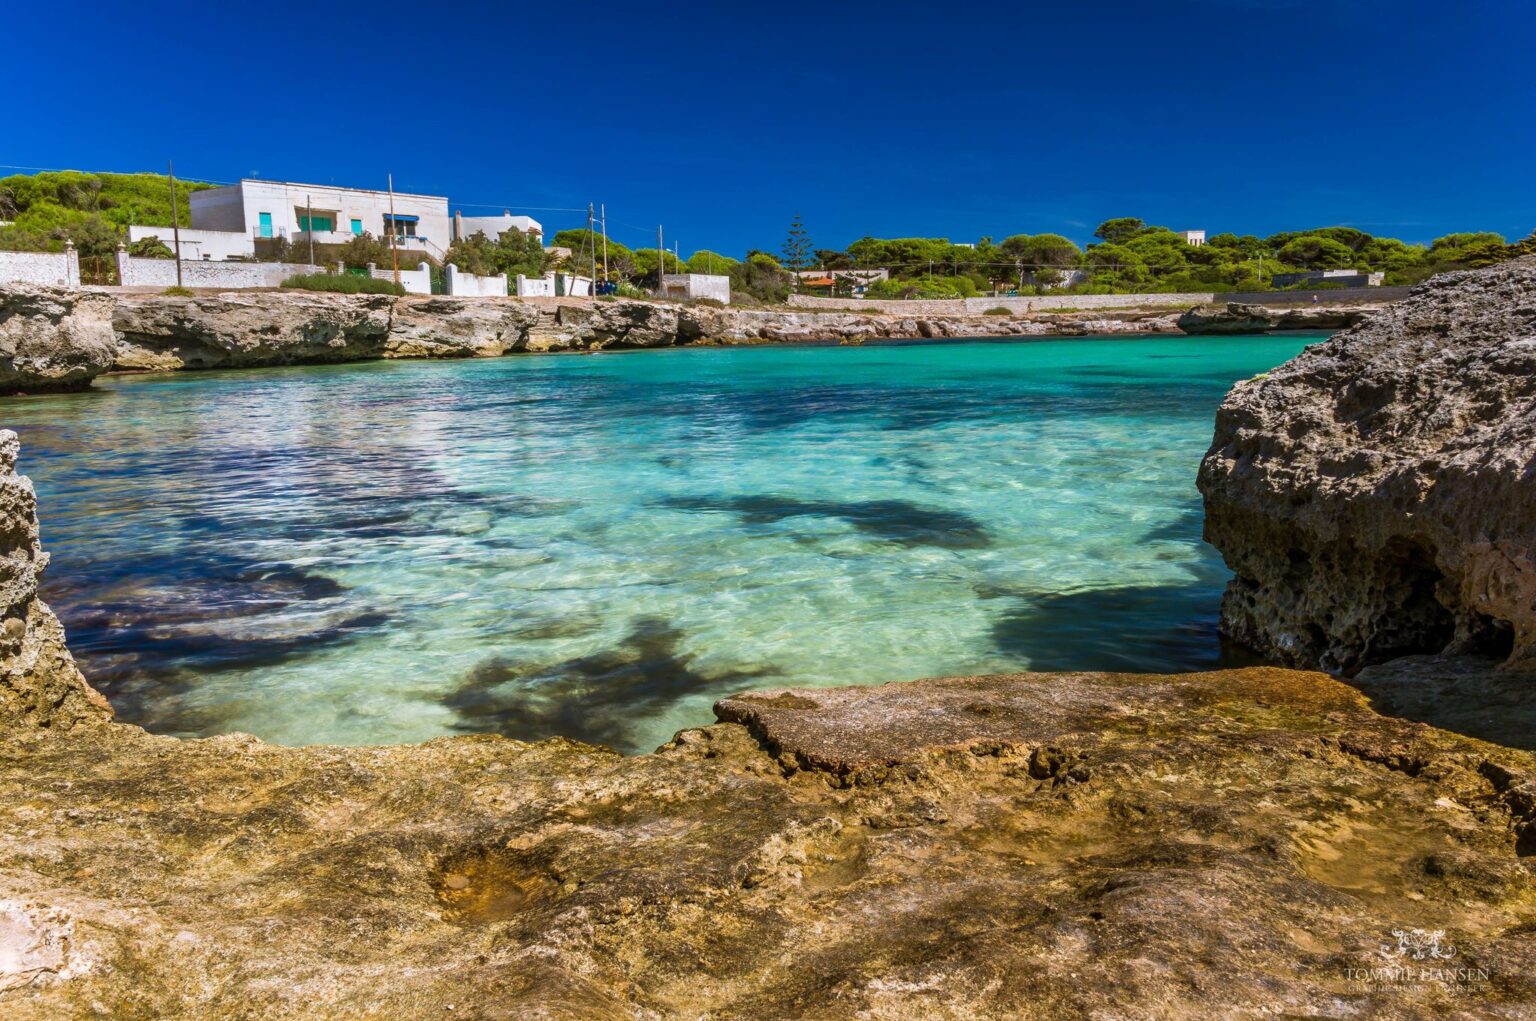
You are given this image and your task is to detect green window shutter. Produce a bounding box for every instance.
[258,212,273,238]
[350,219,362,234]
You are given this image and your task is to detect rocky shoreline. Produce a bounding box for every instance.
[2,262,1532,1017]
[2,284,1391,394]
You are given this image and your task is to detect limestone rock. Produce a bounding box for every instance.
[1178,300,1376,335]
[386,296,539,358]
[0,431,111,730]
[2,665,1534,1018]
[0,287,116,393]
[1199,257,1536,671]
[112,291,395,369]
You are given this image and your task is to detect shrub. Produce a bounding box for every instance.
[982,306,1011,316]
[161,285,193,296]
[130,235,175,259]
[688,297,726,309]
[280,272,405,296]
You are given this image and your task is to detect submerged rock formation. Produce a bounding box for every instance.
[1,434,1534,1017]
[1200,257,1536,672]
[0,287,117,393]
[1177,300,1378,335]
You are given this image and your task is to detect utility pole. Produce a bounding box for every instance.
[600,203,608,284]
[656,225,663,294]
[587,203,597,302]
[306,193,315,267]
[387,173,399,286]
[168,160,183,289]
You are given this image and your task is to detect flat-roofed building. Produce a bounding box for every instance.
[189,179,453,260]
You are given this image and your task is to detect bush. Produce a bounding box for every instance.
[280,273,405,296]
[130,235,175,259]
[161,285,193,296]
[982,306,1011,316]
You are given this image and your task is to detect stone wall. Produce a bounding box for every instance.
[1218,286,1416,305]
[0,249,80,289]
[116,253,322,289]
[787,291,1217,314]
[444,264,508,297]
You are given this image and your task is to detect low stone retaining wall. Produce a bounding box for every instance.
[0,248,80,288]
[788,292,1217,314]
[116,253,322,289]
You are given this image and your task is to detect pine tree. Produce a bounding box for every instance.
[781,215,813,272]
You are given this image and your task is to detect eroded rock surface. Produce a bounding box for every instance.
[1177,300,1378,334]
[1200,258,1536,672]
[2,664,1534,1019]
[0,287,117,393]
[0,430,111,730]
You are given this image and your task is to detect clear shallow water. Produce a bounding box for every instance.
[5,334,1316,752]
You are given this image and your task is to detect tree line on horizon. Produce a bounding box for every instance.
[2,170,1530,301]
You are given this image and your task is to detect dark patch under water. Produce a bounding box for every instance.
[657,494,992,549]
[440,617,776,749]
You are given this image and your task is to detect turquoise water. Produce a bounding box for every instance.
[4,335,1315,752]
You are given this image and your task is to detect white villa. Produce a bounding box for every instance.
[1176,229,1206,246]
[188,179,454,260]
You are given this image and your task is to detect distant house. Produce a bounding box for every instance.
[185,179,454,261]
[452,210,543,243]
[794,267,889,297]
[1270,269,1385,288]
[1176,229,1206,246]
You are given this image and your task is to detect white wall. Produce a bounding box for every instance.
[370,262,432,295]
[444,264,507,297]
[516,273,556,297]
[115,252,320,289]
[128,225,254,262]
[662,273,731,304]
[453,212,543,241]
[557,273,592,297]
[0,248,80,287]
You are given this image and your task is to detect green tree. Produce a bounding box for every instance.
[1276,235,1356,270]
[341,231,393,269]
[1093,217,1145,245]
[445,231,498,275]
[999,233,1082,285]
[685,250,738,275]
[781,215,813,271]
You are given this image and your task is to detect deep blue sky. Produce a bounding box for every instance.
[6,0,1532,255]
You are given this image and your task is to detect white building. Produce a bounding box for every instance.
[127,224,254,261]
[1176,229,1206,246]
[189,179,453,260]
[452,210,543,243]
[661,273,731,304]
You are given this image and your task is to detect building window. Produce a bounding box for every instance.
[297,211,336,232]
[383,214,418,238]
[257,212,273,239]
[350,218,363,235]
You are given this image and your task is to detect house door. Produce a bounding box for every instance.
[258,212,273,239]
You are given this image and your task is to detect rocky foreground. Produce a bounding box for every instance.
[0,429,1533,1019]
[1200,257,1536,673]
[1,283,1396,393]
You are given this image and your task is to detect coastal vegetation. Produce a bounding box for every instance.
[790,218,1534,296]
[279,272,406,296]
